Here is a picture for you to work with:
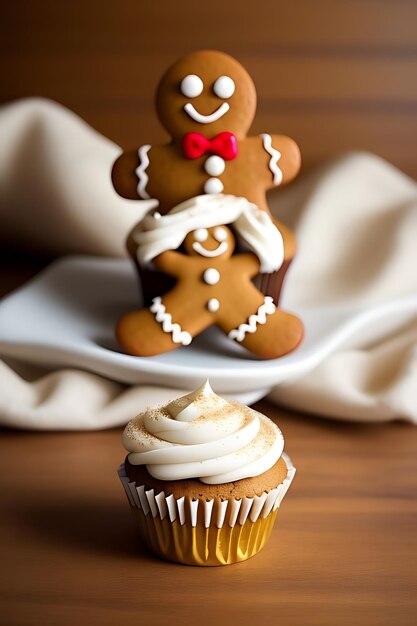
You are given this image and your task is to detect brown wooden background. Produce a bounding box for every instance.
[1,0,416,179]
[1,6,417,621]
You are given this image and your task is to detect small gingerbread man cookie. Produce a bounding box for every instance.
[117,225,303,359]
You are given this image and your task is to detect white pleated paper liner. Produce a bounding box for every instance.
[118,453,295,529]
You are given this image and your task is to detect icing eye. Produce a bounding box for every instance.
[213,76,235,99]
[214,227,227,242]
[180,74,203,98]
[194,228,208,242]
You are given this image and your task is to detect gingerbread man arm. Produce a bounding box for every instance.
[265,134,300,260]
[256,135,300,260]
[230,252,261,277]
[153,250,189,277]
[111,145,163,201]
[111,150,142,200]
[260,134,301,189]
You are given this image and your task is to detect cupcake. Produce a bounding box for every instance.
[126,199,292,310]
[118,380,295,566]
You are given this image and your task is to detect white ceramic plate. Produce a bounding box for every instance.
[1,256,416,404]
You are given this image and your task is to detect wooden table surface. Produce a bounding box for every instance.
[0,268,416,626]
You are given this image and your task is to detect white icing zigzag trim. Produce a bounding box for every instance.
[150,297,192,346]
[228,297,276,342]
[135,144,152,199]
[260,134,283,186]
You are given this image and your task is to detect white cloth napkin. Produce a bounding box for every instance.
[0,98,416,428]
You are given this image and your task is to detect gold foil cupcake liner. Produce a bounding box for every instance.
[118,454,295,566]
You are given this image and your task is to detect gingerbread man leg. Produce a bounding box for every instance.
[217,295,303,360]
[116,294,213,357]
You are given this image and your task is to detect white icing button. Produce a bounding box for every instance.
[213,76,235,99]
[204,177,224,194]
[180,74,203,98]
[203,268,220,285]
[207,298,220,312]
[204,155,225,177]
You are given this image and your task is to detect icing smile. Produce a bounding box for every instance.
[184,102,230,124]
[192,241,228,257]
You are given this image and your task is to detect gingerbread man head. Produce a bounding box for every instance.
[183,225,235,260]
[156,50,257,142]
[112,49,301,216]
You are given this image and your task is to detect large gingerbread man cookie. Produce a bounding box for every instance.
[112,49,304,359]
[117,225,303,359]
[112,49,300,262]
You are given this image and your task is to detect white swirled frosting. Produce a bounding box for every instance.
[132,194,284,273]
[122,380,284,484]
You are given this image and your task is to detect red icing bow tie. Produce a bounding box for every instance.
[182,131,238,160]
